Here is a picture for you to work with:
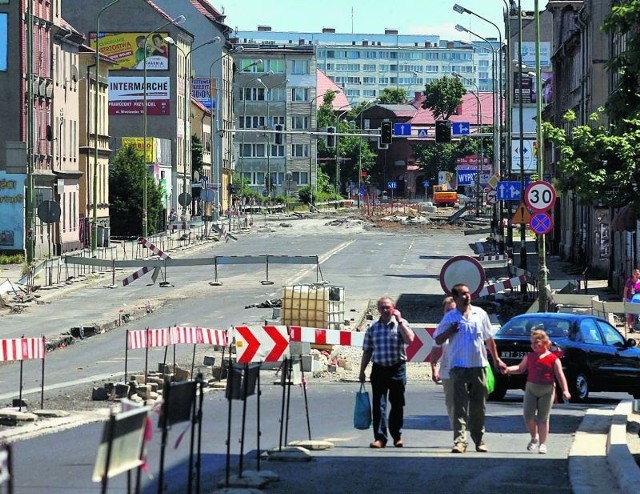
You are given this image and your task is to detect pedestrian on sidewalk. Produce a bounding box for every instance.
[503,329,571,454]
[429,295,456,427]
[359,296,415,449]
[434,283,507,454]
[623,268,640,332]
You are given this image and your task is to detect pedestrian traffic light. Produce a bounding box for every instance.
[326,126,336,148]
[380,121,393,145]
[274,124,284,145]
[435,120,451,143]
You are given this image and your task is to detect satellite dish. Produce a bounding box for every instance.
[37,200,61,224]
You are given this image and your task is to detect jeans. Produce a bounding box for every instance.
[370,362,406,444]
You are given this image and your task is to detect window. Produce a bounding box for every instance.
[363,89,376,98]
[239,59,264,73]
[291,87,309,101]
[579,319,603,344]
[270,172,284,186]
[291,116,309,130]
[240,87,266,101]
[363,77,376,85]
[269,87,286,102]
[292,171,309,185]
[291,59,310,75]
[268,115,285,127]
[597,320,626,346]
[291,143,309,157]
[271,144,285,157]
[239,115,266,129]
[239,143,266,158]
[265,59,285,73]
[363,64,376,72]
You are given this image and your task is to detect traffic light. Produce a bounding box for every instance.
[326,126,336,148]
[380,121,393,145]
[274,124,284,145]
[435,120,451,143]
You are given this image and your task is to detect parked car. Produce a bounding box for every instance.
[490,312,640,403]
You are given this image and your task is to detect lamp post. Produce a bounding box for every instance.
[209,46,244,221]
[142,14,185,237]
[453,72,483,217]
[516,0,527,280]
[533,0,548,311]
[165,35,221,219]
[93,0,121,253]
[453,4,503,169]
[257,76,287,197]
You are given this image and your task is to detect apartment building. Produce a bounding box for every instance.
[233,45,317,196]
[235,27,489,105]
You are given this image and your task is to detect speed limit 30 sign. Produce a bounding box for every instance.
[524,180,557,212]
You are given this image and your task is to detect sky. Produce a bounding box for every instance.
[213,0,539,42]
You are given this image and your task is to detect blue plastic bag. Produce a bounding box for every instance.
[353,383,372,430]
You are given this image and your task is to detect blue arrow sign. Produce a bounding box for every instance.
[452,122,470,135]
[496,181,522,201]
[394,123,412,136]
[422,180,430,188]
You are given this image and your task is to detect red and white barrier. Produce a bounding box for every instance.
[478,254,508,262]
[234,325,289,363]
[478,274,528,297]
[172,326,229,346]
[127,328,171,350]
[289,326,365,348]
[122,237,171,286]
[0,337,45,362]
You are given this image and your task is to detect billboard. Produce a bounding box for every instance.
[192,77,217,110]
[109,76,170,115]
[121,137,157,163]
[0,172,25,251]
[0,13,7,72]
[511,139,538,174]
[514,42,551,67]
[89,32,170,71]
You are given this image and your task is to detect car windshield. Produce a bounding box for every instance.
[497,318,571,338]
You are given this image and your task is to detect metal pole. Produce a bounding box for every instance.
[534,0,548,311]
[517,0,528,286]
[93,1,121,253]
[25,0,34,263]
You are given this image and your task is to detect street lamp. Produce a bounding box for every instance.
[142,14,185,237]
[256,76,287,197]
[209,46,244,221]
[164,35,221,219]
[516,0,527,281]
[93,0,121,253]
[453,72,483,217]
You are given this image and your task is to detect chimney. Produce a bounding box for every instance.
[299,38,305,45]
[257,25,271,31]
[425,41,431,48]
[385,28,399,35]
[362,39,368,46]
[414,92,426,106]
[322,27,335,33]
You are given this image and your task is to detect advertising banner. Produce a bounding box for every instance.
[121,137,157,163]
[109,76,170,115]
[0,172,25,251]
[192,77,217,110]
[511,139,538,174]
[89,32,170,71]
[0,13,7,72]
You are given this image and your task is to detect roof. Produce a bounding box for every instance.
[191,97,210,114]
[409,92,499,126]
[316,70,350,110]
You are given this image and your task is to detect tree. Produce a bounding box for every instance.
[109,145,163,237]
[377,87,407,104]
[421,76,466,120]
[191,134,204,179]
[413,136,479,183]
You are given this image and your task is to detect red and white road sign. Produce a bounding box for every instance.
[439,255,486,299]
[524,180,556,212]
[477,274,528,297]
[289,326,365,347]
[123,237,171,286]
[486,189,497,205]
[234,325,290,363]
[405,325,436,362]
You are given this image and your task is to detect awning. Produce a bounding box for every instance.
[611,203,637,232]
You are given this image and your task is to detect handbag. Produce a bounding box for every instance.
[353,383,372,430]
[485,365,495,394]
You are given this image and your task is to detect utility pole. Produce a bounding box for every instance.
[25,0,34,264]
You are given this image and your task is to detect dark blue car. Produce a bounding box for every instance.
[491,312,640,402]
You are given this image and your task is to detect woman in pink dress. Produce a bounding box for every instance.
[623,269,640,332]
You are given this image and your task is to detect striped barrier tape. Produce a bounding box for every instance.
[478,274,529,297]
[127,327,228,350]
[289,326,365,348]
[127,328,171,349]
[478,254,508,261]
[0,337,46,362]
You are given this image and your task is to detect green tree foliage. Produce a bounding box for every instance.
[109,145,163,237]
[191,134,204,178]
[542,109,640,208]
[413,136,479,182]
[602,0,640,126]
[377,87,407,104]
[421,76,466,120]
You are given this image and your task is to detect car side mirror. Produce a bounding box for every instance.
[627,338,637,347]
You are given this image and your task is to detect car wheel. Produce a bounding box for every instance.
[569,371,589,403]
[488,377,507,401]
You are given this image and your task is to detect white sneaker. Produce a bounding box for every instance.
[527,437,539,451]
[539,444,547,454]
